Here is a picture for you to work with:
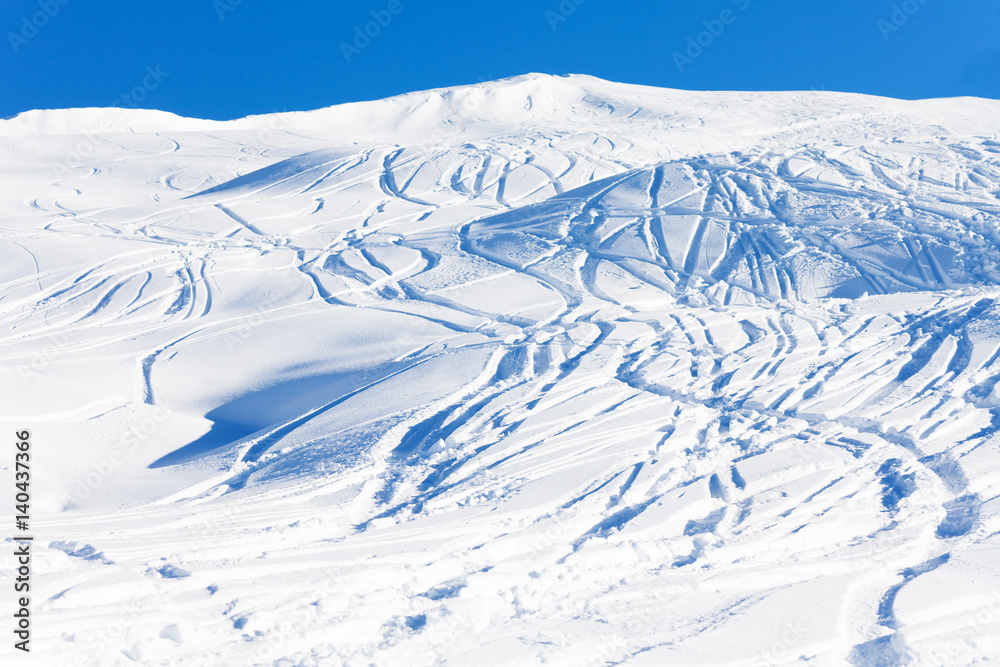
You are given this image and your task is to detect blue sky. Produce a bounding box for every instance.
[1,0,998,120]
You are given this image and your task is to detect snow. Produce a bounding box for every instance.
[2,73,1000,665]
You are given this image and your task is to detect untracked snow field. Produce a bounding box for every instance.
[2,74,1000,665]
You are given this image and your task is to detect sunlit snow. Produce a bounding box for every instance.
[2,74,1000,666]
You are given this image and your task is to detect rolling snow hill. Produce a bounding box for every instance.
[2,73,1000,666]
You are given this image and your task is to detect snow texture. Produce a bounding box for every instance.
[2,73,1000,665]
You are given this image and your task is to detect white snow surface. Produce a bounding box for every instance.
[2,73,1000,665]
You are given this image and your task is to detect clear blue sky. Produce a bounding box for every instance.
[1,0,998,120]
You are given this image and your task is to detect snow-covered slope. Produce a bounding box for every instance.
[3,74,1000,666]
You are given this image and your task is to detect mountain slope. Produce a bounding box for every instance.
[2,74,1000,666]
